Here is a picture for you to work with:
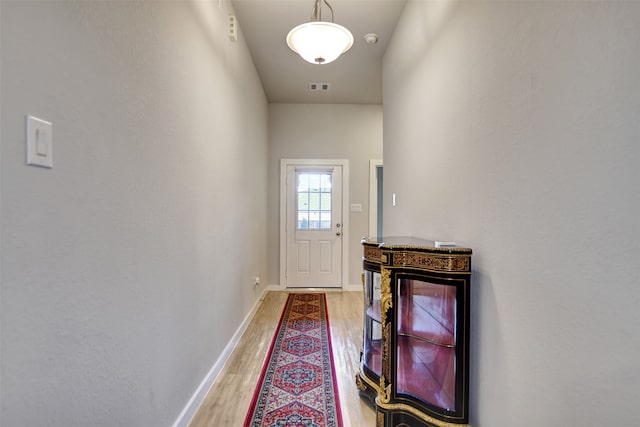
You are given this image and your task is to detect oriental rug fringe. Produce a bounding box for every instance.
[243,293,343,427]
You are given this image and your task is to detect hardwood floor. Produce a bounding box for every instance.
[188,290,376,427]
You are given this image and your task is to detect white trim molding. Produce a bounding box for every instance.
[369,159,383,238]
[171,288,269,427]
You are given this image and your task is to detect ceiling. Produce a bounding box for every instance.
[230,0,407,104]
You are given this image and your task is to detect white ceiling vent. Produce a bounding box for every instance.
[309,83,331,92]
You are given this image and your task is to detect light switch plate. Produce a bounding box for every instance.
[26,115,53,168]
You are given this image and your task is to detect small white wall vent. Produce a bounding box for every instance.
[309,83,331,92]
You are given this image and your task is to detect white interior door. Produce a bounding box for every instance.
[284,163,343,288]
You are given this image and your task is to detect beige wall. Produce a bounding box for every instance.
[0,1,268,425]
[383,1,640,426]
[268,104,383,287]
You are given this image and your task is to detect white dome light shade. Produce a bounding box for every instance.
[287,21,354,65]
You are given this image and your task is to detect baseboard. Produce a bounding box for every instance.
[266,283,286,291]
[268,283,362,292]
[171,288,269,427]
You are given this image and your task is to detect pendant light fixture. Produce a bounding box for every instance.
[286,0,354,65]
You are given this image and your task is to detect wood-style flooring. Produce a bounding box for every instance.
[188,290,376,427]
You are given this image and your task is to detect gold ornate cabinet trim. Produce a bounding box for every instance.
[375,400,470,427]
[357,369,381,394]
[355,373,367,391]
[393,250,470,272]
[364,246,382,263]
[380,267,392,326]
[379,267,393,392]
[378,375,391,404]
[381,323,391,381]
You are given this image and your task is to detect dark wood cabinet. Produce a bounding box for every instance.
[356,237,472,427]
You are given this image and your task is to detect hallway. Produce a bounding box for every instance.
[188,291,375,427]
[2,2,638,426]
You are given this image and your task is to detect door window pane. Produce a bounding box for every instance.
[298,193,309,210]
[297,172,332,230]
[320,212,331,229]
[309,211,320,229]
[309,174,320,192]
[321,193,331,210]
[298,212,309,229]
[320,174,332,192]
[297,174,309,192]
[309,193,320,210]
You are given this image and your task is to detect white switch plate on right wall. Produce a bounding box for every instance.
[26,115,53,168]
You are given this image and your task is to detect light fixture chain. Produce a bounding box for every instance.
[310,0,335,23]
[323,0,335,23]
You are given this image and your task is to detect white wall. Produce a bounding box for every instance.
[0,1,268,426]
[268,104,383,288]
[383,1,639,426]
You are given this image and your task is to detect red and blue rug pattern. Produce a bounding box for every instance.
[243,293,343,427]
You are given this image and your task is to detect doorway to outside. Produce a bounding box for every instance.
[280,159,349,288]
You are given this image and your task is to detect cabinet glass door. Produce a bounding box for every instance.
[397,278,457,412]
[363,269,382,376]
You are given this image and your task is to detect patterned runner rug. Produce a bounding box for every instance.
[243,293,343,427]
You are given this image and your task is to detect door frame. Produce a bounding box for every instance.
[369,159,383,238]
[279,159,349,289]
